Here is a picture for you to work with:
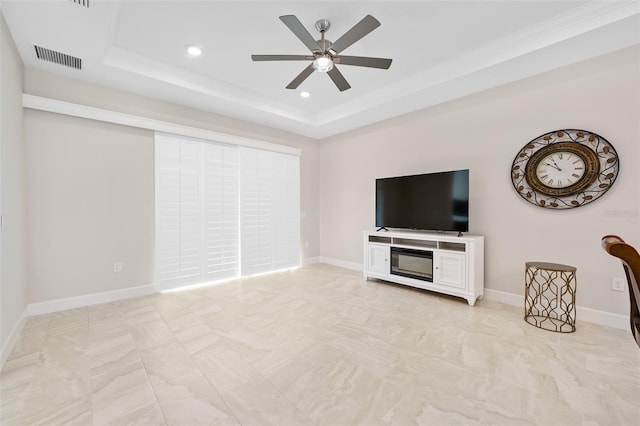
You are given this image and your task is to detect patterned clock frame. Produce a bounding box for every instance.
[511,129,619,209]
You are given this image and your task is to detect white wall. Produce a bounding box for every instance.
[25,111,154,303]
[0,11,28,361]
[13,41,640,320]
[319,46,640,316]
[24,71,319,305]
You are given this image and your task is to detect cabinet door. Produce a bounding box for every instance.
[434,252,466,289]
[368,244,390,274]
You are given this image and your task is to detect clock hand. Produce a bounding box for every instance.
[550,158,563,172]
[544,162,561,171]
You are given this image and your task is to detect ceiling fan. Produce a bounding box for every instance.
[251,15,392,92]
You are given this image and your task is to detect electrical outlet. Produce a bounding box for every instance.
[113,262,123,273]
[612,277,625,292]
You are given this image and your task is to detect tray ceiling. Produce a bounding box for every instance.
[2,0,639,138]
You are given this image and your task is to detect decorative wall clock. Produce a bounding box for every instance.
[511,129,619,209]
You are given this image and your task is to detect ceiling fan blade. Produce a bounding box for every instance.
[252,54,313,61]
[329,15,380,54]
[286,64,315,89]
[279,15,321,53]
[327,66,351,92]
[335,55,392,69]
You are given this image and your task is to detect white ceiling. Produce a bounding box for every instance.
[2,0,639,139]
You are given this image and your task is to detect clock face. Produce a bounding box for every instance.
[525,141,600,197]
[535,151,586,189]
[511,130,619,209]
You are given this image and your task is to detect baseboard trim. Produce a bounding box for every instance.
[483,288,628,330]
[319,257,362,272]
[27,284,158,316]
[309,264,630,330]
[1,307,28,368]
[575,305,628,330]
[482,288,523,306]
[17,267,630,333]
[301,256,320,265]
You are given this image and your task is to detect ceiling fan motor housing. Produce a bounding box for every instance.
[315,39,333,56]
[312,39,334,72]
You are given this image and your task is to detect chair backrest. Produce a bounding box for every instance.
[602,235,640,348]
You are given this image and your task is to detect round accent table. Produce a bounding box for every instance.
[524,262,577,333]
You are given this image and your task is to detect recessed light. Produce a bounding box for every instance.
[186,45,202,57]
[300,91,310,98]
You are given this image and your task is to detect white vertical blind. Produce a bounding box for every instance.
[240,147,300,276]
[156,137,181,286]
[202,143,239,282]
[155,133,299,290]
[156,136,204,289]
[272,150,301,271]
[178,141,203,284]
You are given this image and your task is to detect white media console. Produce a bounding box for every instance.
[363,230,484,306]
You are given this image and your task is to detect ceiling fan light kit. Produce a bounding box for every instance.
[251,14,392,91]
[312,55,333,72]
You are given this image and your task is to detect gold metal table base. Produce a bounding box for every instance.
[524,262,576,333]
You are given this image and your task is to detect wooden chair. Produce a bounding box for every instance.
[602,235,640,348]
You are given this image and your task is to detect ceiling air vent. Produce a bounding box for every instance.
[69,0,90,8]
[34,46,82,70]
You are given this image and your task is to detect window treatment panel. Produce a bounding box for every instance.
[239,147,300,276]
[155,134,239,290]
[156,133,299,290]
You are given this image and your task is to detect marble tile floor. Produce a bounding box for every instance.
[1,264,639,426]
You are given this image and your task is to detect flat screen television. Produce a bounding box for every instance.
[375,169,469,232]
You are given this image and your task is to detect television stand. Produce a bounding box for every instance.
[363,230,484,306]
[376,227,389,232]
